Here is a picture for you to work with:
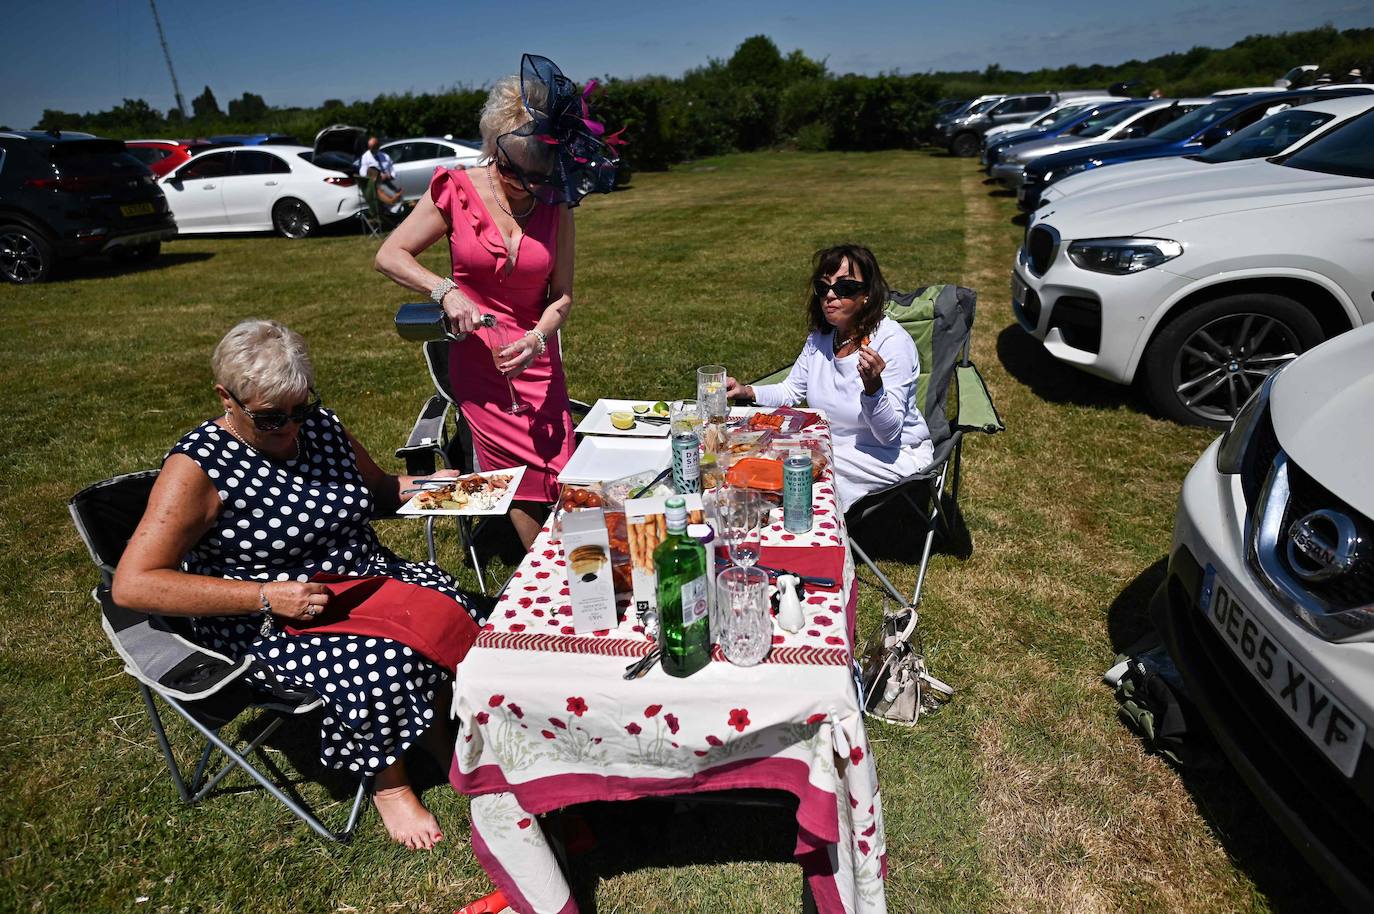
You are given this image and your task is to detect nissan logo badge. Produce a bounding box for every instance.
[1286,509,1363,582]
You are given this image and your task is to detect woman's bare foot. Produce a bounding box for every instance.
[373,758,443,850]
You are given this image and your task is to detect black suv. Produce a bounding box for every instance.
[0,131,178,283]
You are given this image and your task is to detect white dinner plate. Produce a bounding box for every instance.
[558,437,671,485]
[575,398,673,437]
[397,466,526,516]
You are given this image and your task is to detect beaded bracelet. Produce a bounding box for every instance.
[525,328,548,356]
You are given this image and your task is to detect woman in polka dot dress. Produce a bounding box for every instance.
[114,319,476,851]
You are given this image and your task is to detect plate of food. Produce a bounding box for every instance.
[397,466,526,516]
[575,398,673,437]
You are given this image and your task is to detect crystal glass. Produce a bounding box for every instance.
[484,315,531,415]
[719,486,762,568]
[697,365,728,422]
[669,398,702,439]
[717,565,771,666]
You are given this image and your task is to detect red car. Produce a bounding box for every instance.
[124,139,223,178]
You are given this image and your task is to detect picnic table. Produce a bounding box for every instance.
[448,415,887,914]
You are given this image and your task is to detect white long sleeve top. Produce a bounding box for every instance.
[752,316,932,454]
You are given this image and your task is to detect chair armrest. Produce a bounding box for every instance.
[953,362,1004,434]
[395,395,449,476]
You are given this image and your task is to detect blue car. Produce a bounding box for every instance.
[1017,88,1371,211]
[982,99,1134,170]
[206,133,300,146]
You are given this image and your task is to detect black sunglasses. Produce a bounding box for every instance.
[496,159,552,187]
[813,278,866,300]
[229,389,321,431]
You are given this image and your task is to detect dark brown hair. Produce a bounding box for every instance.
[806,244,888,341]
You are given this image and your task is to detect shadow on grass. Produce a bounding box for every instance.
[1010,213,1029,228]
[1106,562,1346,914]
[995,323,1152,414]
[548,794,811,913]
[51,250,215,283]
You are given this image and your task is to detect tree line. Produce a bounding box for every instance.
[21,26,1374,173]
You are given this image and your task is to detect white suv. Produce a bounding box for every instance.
[1011,107,1374,426]
[1155,323,1374,910]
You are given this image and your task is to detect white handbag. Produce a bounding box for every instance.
[859,605,954,725]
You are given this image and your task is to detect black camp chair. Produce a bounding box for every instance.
[750,285,1003,721]
[68,470,370,841]
[396,339,592,594]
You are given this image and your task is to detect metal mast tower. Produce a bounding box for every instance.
[148,0,188,118]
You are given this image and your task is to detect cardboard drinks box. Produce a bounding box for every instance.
[562,508,618,633]
[625,493,707,622]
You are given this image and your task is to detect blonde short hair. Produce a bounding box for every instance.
[480,75,555,175]
[211,319,314,404]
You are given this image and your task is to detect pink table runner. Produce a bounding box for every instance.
[449,419,887,914]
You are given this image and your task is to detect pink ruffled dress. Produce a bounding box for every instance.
[429,167,575,503]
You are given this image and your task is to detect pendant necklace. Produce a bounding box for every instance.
[223,413,301,461]
[486,163,536,220]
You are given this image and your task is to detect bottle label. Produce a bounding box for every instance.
[672,434,701,494]
[681,574,709,626]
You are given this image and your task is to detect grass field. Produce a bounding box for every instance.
[0,150,1343,913]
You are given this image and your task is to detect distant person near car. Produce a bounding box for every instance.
[357,135,396,181]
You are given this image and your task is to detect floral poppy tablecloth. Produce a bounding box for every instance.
[449,422,887,914]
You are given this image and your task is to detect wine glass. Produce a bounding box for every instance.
[720,486,762,568]
[485,314,531,415]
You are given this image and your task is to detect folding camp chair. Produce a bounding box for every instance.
[750,284,1004,722]
[68,470,370,841]
[357,173,391,237]
[395,339,592,594]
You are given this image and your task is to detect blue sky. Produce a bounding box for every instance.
[3,0,1370,130]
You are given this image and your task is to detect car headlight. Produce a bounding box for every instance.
[1216,369,1280,475]
[1067,238,1183,275]
[1043,162,1089,184]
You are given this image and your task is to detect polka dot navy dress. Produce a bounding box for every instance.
[168,408,476,775]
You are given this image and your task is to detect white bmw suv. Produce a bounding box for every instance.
[1156,323,1374,910]
[1011,105,1374,426]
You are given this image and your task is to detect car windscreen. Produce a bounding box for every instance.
[1146,97,1253,143]
[1279,108,1374,179]
[1036,104,1092,128]
[1197,109,1337,163]
[47,141,148,176]
[1072,105,1142,138]
[965,98,1001,117]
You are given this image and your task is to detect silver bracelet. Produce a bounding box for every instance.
[257,585,275,637]
[525,328,548,355]
[429,278,457,305]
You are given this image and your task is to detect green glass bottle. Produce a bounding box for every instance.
[654,496,711,677]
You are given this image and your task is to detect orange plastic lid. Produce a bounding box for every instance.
[725,456,784,492]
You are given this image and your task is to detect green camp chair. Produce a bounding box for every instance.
[357,173,383,237]
[751,285,1003,718]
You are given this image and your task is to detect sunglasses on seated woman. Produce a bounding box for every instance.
[229,389,322,431]
[813,278,866,300]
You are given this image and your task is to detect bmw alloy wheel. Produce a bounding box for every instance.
[1172,313,1302,424]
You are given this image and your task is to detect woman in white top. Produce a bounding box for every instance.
[726,244,934,511]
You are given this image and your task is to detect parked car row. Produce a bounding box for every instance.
[1006,89,1374,429]
[0,127,485,282]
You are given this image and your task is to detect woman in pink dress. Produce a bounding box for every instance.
[376,55,619,549]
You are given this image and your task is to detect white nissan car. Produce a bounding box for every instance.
[1011,106,1374,427]
[1156,323,1374,910]
[160,146,365,238]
